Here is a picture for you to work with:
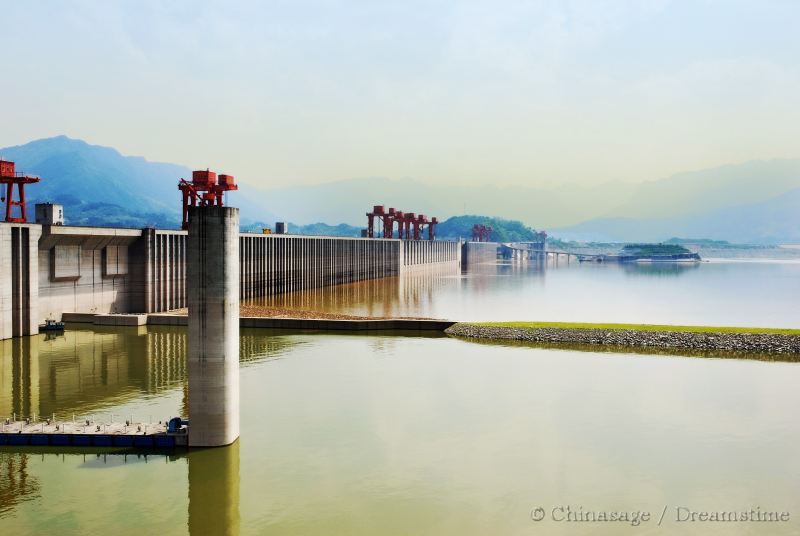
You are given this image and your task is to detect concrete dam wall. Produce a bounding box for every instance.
[462,241,499,266]
[0,224,41,340]
[0,222,461,338]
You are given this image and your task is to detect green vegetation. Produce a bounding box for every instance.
[291,222,362,237]
[665,237,731,247]
[664,237,765,249]
[545,237,584,249]
[241,221,362,236]
[437,215,543,242]
[475,321,800,336]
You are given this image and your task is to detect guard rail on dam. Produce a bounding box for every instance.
[0,222,461,339]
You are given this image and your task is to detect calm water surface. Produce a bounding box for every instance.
[247,258,800,328]
[1,326,799,535]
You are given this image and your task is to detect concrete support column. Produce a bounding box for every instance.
[188,206,240,447]
[129,228,155,313]
[0,224,41,340]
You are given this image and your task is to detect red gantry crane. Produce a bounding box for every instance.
[471,224,493,242]
[366,205,439,240]
[394,210,406,239]
[412,214,438,241]
[0,160,40,223]
[178,169,238,230]
[411,214,429,241]
[427,216,438,241]
[401,212,415,240]
[366,205,399,238]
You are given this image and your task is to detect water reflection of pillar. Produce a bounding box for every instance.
[0,336,39,418]
[181,381,189,421]
[188,441,240,536]
[145,328,188,393]
[0,453,40,511]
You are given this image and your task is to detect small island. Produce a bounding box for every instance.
[581,243,701,263]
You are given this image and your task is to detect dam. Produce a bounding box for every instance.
[0,220,461,341]
[0,204,460,447]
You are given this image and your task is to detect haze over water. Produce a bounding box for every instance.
[248,259,800,328]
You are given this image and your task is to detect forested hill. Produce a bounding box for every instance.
[436,215,543,242]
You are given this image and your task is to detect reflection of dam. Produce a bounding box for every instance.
[0,221,461,339]
[0,452,40,515]
[0,327,295,421]
[245,262,463,318]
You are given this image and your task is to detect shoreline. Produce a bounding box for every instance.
[445,323,800,355]
[61,311,800,355]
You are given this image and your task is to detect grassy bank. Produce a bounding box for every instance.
[475,321,800,336]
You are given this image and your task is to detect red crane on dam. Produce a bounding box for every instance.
[0,160,40,223]
[400,212,414,240]
[366,206,438,240]
[394,210,406,239]
[178,169,238,230]
[471,224,493,242]
[409,213,437,241]
[427,216,438,241]
[366,205,398,239]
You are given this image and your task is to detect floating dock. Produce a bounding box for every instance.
[0,419,188,448]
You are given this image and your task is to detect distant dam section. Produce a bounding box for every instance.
[0,222,461,340]
[461,241,500,265]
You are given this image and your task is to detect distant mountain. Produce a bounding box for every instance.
[552,188,800,244]
[0,136,274,227]
[0,136,626,229]
[606,159,800,219]
[252,158,800,232]
[1,136,798,241]
[1,136,184,227]
[255,177,627,229]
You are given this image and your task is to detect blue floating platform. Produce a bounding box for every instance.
[0,420,188,449]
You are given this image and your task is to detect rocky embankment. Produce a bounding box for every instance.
[445,324,800,355]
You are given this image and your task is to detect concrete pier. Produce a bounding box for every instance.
[187,206,240,447]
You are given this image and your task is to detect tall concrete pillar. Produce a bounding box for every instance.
[187,206,240,447]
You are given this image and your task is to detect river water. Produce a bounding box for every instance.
[249,258,800,328]
[1,259,799,535]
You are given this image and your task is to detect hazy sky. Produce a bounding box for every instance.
[2,0,799,189]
